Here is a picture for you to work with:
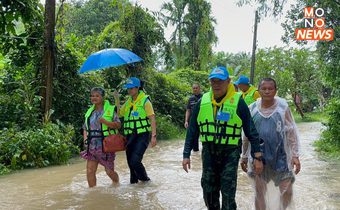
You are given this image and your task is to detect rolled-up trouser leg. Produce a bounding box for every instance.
[201,145,220,210]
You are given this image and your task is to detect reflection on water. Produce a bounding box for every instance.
[0,122,339,210]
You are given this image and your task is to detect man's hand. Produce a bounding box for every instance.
[182,158,191,173]
[184,121,189,128]
[150,135,157,147]
[240,158,248,172]
[253,159,263,175]
[292,157,301,174]
[98,118,107,124]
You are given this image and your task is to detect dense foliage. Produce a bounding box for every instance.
[281,0,340,156]
[0,122,77,174]
[238,0,339,156]
[0,0,337,174]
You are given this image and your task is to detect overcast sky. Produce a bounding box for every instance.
[132,0,300,53]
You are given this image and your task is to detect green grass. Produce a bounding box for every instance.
[292,110,328,123]
[314,140,340,160]
[292,109,340,160]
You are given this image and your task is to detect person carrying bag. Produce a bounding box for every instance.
[80,87,121,187]
[103,128,127,153]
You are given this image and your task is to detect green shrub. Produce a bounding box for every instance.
[142,68,188,125]
[314,98,340,158]
[0,79,41,130]
[314,131,340,159]
[0,122,78,171]
[0,163,11,175]
[292,110,328,123]
[168,68,210,92]
[53,47,99,149]
[156,114,184,140]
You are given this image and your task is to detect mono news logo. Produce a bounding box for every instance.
[295,7,334,41]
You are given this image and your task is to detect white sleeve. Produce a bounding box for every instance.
[285,107,300,157]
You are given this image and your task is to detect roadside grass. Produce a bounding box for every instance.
[292,110,328,124]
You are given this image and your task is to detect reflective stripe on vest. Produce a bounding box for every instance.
[123,91,151,135]
[84,100,117,137]
[197,91,242,145]
[244,86,257,106]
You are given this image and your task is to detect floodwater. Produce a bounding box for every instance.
[0,122,339,210]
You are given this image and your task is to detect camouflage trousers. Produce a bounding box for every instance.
[201,143,241,210]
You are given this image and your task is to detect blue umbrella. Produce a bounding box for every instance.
[79,48,143,74]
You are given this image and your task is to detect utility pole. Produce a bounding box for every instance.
[41,0,56,120]
[250,10,258,84]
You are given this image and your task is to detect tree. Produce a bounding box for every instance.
[184,0,217,70]
[62,0,126,37]
[159,0,217,71]
[209,51,251,76]
[160,0,188,69]
[40,0,56,119]
[0,0,44,67]
[0,0,45,123]
[281,0,340,152]
[237,0,287,17]
[255,47,323,117]
[96,3,165,75]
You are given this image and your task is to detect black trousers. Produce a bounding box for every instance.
[126,132,150,184]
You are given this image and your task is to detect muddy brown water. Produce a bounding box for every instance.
[0,122,339,210]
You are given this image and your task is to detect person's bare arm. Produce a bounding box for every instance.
[240,136,250,172]
[148,114,157,147]
[184,109,191,128]
[98,118,121,129]
[83,129,87,144]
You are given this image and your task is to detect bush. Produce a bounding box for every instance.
[0,122,78,172]
[167,68,210,92]
[53,47,100,149]
[314,98,340,158]
[0,163,11,175]
[0,79,41,130]
[142,68,189,125]
[314,131,340,159]
[156,114,184,140]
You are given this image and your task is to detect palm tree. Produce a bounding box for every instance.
[160,0,188,68]
[184,0,217,70]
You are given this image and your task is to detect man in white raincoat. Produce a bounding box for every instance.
[240,78,301,210]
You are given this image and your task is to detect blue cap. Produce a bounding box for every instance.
[123,77,141,89]
[208,66,229,80]
[234,75,250,85]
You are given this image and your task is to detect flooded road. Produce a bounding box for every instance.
[0,122,339,210]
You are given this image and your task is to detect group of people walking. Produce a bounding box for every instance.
[183,66,301,210]
[80,66,301,210]
[81,77,156,187]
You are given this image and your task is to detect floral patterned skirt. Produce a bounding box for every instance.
[80,137,116,171]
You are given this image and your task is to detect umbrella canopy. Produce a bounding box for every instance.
[79,48,143,74]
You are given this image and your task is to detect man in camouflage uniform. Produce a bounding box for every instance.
[182,66,263,210]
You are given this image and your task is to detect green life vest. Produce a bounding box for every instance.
[197,91,243,145]
[244,86,257,106]
[123,91,151,135]
[84,100,117,137]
